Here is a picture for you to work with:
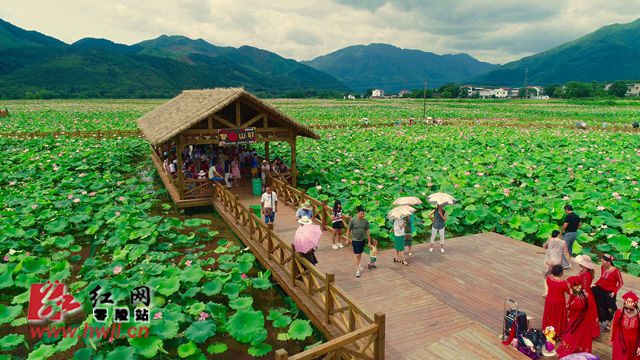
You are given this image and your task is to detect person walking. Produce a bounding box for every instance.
[296,201,313,220]
[593,254,624,333]
[429,204,447,253]
[404,214,414,256]
[260,186,278,229]
[295,216,318,266]
[542,230,571,295]
[260,160,270,191]
[230,157,241,186]
[561,205,581,268]
[331,200,345,250]
[347,207,371,278]
[542,265,569,338]
[393,216,409,266]
[611,291,640,360]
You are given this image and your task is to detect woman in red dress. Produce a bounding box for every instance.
[557,275,594,357]
[574,254,601,338]
[611,291,640,360]
[543,264,569,338]
[593,254,624,332]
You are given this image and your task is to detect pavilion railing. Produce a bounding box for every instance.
[211,183,385,360]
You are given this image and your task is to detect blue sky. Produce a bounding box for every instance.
[4,0,640,63]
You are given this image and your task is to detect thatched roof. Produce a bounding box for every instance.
[137,88,320,145]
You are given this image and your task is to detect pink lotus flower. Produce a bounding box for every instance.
[118,196,125,201]
[113,265,123,274]
[414,176,419,180]
[359,180,364,185]
[73,198,80,203]
[154,312,163,320]
[341,179,347,183]
[31,204,38,210]
[454,184,459,188]
[89,192,96,197]
[67,194,74,199]
[597,206,605,211]
[503,189,510,196]
[612,192,622,200]
[185,260,192,267]
[198,312,209,321]
[563,196,570,200]
[9,181,16,186]
[477,172,484,176]
[464,171,470,175]
[3,255,8,262]
[377,185,384,189]
[115,211,121,216]
[108,336,115,344]
[79,173,86,178]
[241,273,248,279]
[473,184,480,188]
[81,190,87,195]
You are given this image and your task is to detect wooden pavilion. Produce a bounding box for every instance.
[137,88,320,208]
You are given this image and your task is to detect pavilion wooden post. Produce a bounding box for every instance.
[290,138,297,187]
[176,135,184,199]
[374,312,386,360]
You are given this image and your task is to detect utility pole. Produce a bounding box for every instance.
[422,80,427,120]
[524,67,529,99]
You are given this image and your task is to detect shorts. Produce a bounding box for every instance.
[264,212,275,223]
[251,168,258,176]
[404,235,413,247]
[332,221,344,230]
[352,240,365,254]
[393,235,405,251]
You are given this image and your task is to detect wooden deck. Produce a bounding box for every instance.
[218,179,637,359]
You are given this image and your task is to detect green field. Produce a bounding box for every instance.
[1,98,639,359]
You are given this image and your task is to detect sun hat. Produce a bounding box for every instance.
[573,255,595,270]
[297,216,312,225]
[197,170,206,177]
[301,201,312,210]
[262,160,268,164]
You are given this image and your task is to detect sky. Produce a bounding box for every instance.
[3,0,640,64]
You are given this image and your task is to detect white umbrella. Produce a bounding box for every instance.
[392,196,423,206]
[387,205,416,220]
[427,192,456,206]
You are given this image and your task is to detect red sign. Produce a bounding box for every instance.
[28,281,81,322]
[218,128,256,145]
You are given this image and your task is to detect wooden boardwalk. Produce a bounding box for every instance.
[219,179,638,359]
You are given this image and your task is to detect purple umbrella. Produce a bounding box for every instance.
[293,224,322,254]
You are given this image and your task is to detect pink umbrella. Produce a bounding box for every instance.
[293,224,322,254]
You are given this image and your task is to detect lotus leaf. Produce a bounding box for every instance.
[0,334,25,351]
[287,319,313,340]
[177,341,198,358]
[206,343,228,355]
[227,309,265,343]
[185,320,216,343]
[248,343,272,357]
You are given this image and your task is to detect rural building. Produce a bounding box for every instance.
[346,94,356,100]
[137,88,319,208]
[398,90,410,97]
[627,83,640,97]
[371,89,385,98]
[508,88,521,98]
[494,88,509,98]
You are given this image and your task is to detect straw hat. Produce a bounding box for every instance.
[573,255,595,270]
[300,201,312,210]
[197,170,206,177]
[262,160,268,164]
[298,216,312,225]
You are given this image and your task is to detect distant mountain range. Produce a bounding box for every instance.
[0,19,347,98]
[2,17,640,99]
[472,18,640,86]
[304,43,497,92]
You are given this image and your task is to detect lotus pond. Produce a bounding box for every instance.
[0,137,320,359]
[270,125,640,273]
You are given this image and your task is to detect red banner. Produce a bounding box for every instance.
[217,128,256,145]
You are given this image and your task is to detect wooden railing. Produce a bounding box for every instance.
[267,174,353,244]
[211,183,385,360]
[183,178,214,199]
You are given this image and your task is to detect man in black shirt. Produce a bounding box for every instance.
[561,204,581,268]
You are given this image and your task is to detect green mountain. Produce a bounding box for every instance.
[135,35,233,62]
[472,18,640,86]
[0,18,65,49]
[0,19,348,99]
[304,43,497,93]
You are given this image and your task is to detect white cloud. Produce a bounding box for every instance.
[3,0,640,63]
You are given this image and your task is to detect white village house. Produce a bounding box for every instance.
[371,89,385,98]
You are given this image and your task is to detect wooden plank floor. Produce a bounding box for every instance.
[227,180,635,360]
